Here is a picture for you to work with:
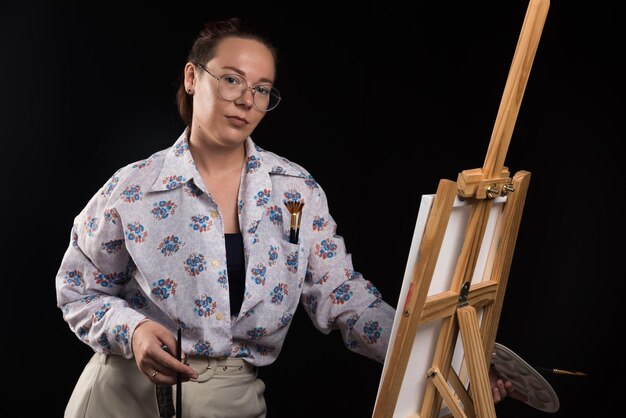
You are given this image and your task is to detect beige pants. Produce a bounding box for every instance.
[65,352,266,418]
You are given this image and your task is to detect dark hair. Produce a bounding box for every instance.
[176,17,278,126]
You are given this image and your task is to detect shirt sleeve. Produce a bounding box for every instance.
[55,172,146,358]
[301,184,395,364]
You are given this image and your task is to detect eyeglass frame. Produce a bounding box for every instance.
[193,62,282,112]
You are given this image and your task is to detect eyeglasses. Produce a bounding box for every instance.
[194,62,281,112]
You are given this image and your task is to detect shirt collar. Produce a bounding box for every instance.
[149,130,198,192]
[150,130,306,193]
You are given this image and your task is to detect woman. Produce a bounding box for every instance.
[57,17,516,418]
[57,17,396,418]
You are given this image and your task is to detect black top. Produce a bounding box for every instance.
[225,233,245,316]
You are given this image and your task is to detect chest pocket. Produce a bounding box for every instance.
[264,235,305,311]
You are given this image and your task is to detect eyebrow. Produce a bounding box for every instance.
[221,66,274,85]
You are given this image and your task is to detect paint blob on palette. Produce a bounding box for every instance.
[491,343,560,412]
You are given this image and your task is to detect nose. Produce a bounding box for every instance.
[235,87,255,108]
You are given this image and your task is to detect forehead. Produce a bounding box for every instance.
[211,37,276,82]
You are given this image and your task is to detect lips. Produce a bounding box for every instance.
[225,115,249,127]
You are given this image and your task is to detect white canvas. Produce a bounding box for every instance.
[374,194,507,418]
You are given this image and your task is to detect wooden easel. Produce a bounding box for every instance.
[372,1,550,417]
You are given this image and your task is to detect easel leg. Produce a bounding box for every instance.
[457,305,497,418]
[427,367,468,418]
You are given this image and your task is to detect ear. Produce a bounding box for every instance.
[184,62,196,94]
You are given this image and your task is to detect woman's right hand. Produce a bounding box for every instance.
[131,320,198,385]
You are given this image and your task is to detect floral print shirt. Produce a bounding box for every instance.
[56,131,395,366]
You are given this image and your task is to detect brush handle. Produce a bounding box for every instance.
[534,366,587,376]
[289,212,298,243]
[176,327,182,418]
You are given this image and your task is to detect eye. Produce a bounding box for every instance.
[223,75,243,86]
[254,85,272,96]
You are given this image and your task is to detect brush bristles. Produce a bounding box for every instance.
[284,201,305,214]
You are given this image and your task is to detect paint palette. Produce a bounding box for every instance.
[491,343,560,412]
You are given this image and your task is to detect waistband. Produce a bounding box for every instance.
[186,356,256,382]
[95,353,255,383]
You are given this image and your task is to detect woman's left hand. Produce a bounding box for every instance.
[489,367,529,404]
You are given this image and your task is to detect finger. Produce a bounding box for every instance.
[151,348,197,379]
[170,358,197,379]
[153,345,175,367]
[146,368,166,384]
[503,381,529,402]
[147,368,181,385]
[156,334,178,357]
[503,380,514,395]
[493,386,502,403]
[145,362,194,385]
[149,349,196,380]
[141,351,177,379]
[496,379,507,397]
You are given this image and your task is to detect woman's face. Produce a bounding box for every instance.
[188,37,276,149]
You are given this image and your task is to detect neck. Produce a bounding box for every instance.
[188,132,246,177]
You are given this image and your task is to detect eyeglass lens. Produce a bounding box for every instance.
[217,74,281,111]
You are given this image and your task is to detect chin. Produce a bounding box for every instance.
[223,128,251,144]
[221,134,249,148]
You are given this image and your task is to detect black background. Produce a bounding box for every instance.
[2,1,623,417]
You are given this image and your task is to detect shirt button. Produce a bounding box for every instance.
[210,210,218,218]
[216,312,224,320]
[211,259,219,267]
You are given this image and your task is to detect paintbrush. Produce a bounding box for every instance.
[176,327,182,418]
[534,366,588,376]
[284,201,304,244]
